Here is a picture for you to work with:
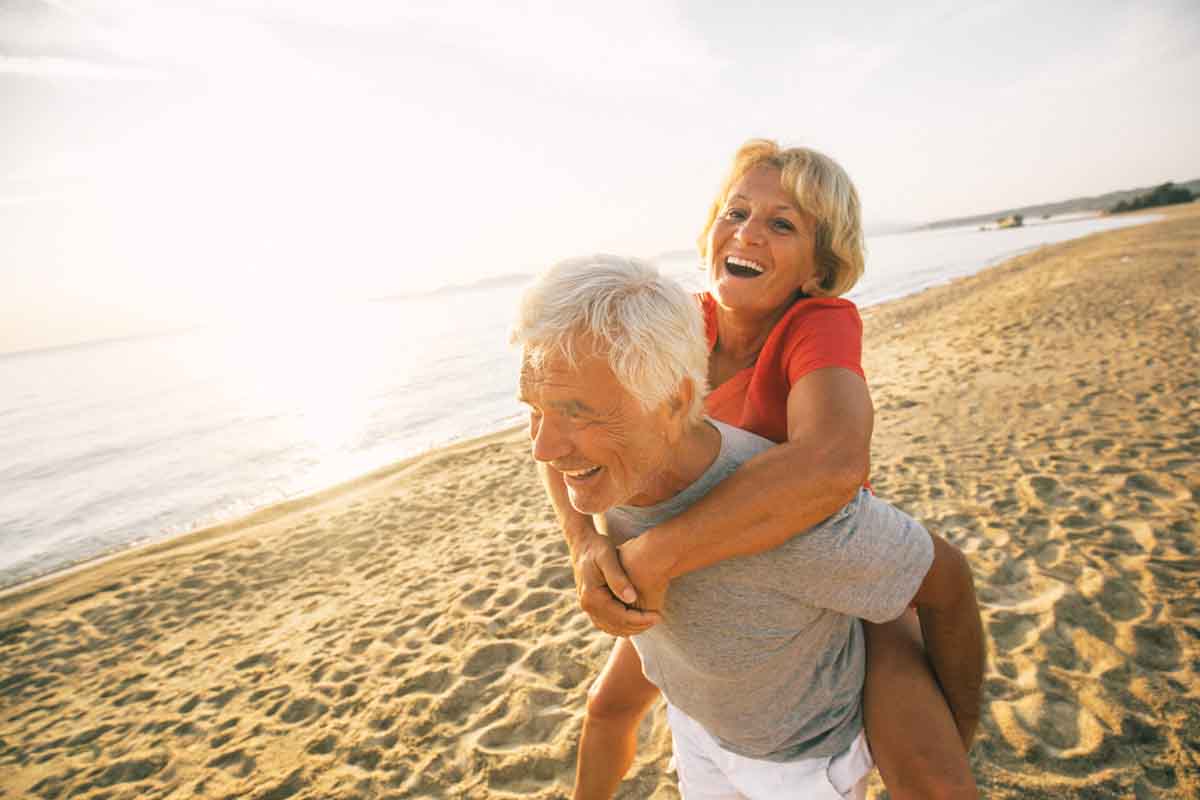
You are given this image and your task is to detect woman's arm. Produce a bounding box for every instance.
[537,463,662,635]
[617,366,873,598]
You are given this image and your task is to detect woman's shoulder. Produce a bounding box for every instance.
[787,295,860,315]
[767,295,864,380]
[773,295,862,337]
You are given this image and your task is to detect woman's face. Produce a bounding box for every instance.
[706,165,820,317]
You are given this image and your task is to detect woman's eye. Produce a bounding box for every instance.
[724,208,747,221]
[771,218,796,232]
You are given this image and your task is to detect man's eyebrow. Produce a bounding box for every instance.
[514,391,596,415]
[552,398,596,415]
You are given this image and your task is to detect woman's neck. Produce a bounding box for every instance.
[712,302,792,365]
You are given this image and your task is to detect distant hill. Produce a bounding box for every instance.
[919,178,1200,231]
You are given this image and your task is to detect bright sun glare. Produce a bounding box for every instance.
[219,301,383,465]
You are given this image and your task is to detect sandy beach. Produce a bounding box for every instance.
[2,206,1197,799]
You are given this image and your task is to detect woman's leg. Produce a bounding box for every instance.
[575,637,662,800]
[862,610,978,799]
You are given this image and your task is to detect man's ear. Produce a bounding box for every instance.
[668,378,695,426]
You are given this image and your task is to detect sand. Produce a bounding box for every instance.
[2,205,1197,799]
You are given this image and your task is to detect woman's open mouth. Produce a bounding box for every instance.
[725,256,764,278]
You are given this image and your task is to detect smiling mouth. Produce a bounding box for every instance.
[561,465,602,482]
[725,256,764,278]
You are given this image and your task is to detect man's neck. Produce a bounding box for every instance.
[626,420,722,508]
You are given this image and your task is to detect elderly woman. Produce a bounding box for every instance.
[540,140,980,798]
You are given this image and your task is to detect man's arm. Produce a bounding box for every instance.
[537,463,661,635]
[909,534,986,747]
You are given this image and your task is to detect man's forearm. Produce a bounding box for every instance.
[537,462,599,555]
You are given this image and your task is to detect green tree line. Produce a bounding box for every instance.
[1109,182,1195,214]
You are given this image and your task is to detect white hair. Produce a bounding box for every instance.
[511,254,709,423]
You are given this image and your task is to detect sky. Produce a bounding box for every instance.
[2,0,1198,354]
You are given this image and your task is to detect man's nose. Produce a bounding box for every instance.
[531,415,571,463]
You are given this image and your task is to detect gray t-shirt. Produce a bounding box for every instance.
[608,419,933,762]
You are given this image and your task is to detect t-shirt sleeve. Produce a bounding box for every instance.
[782,303,864,384]
[773,492,934,623]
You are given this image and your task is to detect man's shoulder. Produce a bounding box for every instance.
[710,419,775,463]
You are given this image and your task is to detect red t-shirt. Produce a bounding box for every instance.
[700,292,865,445]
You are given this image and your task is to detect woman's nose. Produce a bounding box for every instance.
[734,216,764,244]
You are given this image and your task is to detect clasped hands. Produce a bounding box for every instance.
[570,529,669,637]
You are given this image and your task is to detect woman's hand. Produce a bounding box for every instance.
[617,535,671,614]
[536,462,661,635]
[571,528,662,636]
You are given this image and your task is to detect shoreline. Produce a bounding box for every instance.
[0,210,1168,603]
[0,423,527,612]
[1,204,1195,799]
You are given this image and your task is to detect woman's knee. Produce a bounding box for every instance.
[584,639,660,723]
[585,672,657,723]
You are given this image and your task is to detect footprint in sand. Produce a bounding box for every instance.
[305,733,338,755]
[522,643,591,690]
[987,610,1039,652]
[1132,624,1181,671]
[1019,474,1067,508]
[460,586,496,610]
[86,754,170,789]
[207,747,256,777]
[463,642,526,678]
[1124,472,1171,497]
[476,704,573,752]
[1096,576,1145,621]
[486,752,563,794]
[278,697,329,724]
[395,667,453,697]
[1052,593,1116,648]
[532,563,573,589]
[516,590,560,613]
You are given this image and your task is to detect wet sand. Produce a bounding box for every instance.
[2,205,1197,798]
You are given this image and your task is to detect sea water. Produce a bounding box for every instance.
[0,213,1154,588]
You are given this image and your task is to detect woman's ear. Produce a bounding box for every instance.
[800,275,824,296]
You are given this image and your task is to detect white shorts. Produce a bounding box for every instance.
[667,704,874,800]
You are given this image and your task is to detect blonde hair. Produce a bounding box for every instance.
[511,254,708,424]
[698,139,865,297]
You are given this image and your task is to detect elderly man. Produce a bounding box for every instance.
[512,255,983,799]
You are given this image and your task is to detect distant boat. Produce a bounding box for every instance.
[996,214,1024,229]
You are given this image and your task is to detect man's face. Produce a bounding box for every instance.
[519,343,677,514]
